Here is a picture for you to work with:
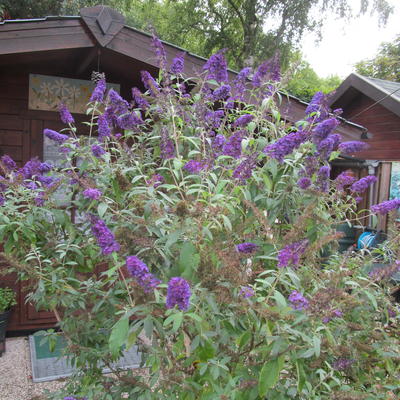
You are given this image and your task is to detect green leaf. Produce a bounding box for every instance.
[97,202,108,218]
[296,359,306,393]
[258,356,284,397]
[313,336,321,358]
[109,316,129,356]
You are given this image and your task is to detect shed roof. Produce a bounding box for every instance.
[329,72,400,118]
[0,6,367,141]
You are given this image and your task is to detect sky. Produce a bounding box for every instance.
[301,0,400,78]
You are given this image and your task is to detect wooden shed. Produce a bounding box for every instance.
[329,73,400,229]
[0,6,367,332]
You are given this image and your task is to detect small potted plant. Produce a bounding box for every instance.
[0,287,16,356]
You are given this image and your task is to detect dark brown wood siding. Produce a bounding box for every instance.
[340,93,400,160]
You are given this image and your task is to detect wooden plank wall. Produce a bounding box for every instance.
[342,94,400,161]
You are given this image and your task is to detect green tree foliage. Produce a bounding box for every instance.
[119,0,393,70]
[285,56,342,102]
[355,34,400,82]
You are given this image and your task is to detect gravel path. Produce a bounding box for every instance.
[0,337,65,400]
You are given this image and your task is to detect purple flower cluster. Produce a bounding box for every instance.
[90,78,106,102]
[232,154,257,183]
[59,103,74,124]
[44,129,69,145]
[203,51,228,83]
[170,52,185,74]
[91,144,106,158]
[108,89,129,115]
[141,70,160,96]
[160,127,175,160]
[240,286,255,298]
[305,91,328,122]
[205,110,225,130]
[117,112,143,130]
[184,160,206,174]
[334,172,356,191]
[126,256,160,292]
[236,242,258,254]
[350,175,377,193]
[312,118,339,143]
[212,84,231,101]
[317,134,341,160]
[371,198,400,215]
[338,141,368,154]
[151,34,167,68]
[97,115,111,141]
[89,215,120,255]
[277,240,308,268]
[288,291,309,310]
[322,309,343,323]
[333,358,355,371]
[147,173,165,188]
[83,188,102,200]
[233,67,251,99]
[166,277,191,311]
[1,155,17,171]
[222,131,244,159]
[131,87,149,110]
[212,134,226,155]
[297,177,312,190]
[315,165,331,193]
[20,159,53,181]
[263,129,307,163]
[252,54,280,87]
[234,114,254,127]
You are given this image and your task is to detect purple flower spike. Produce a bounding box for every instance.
[91,144,106,158]
[350,175,377,194]
[131,87,149,110]
[83,188,102,200]
[151,34,167,68]
[277,240,308,268]
[252,54,281,87]
[323,309,343,323]
[236,242,258,254]
[89,215,120,255]
[234,114,254,127]
[98,115,111,141]
[126,256,160,292]
[263,129,307,163]
[240,286,255,298]
[338,141,369,154]
[1,155,17,171]
[297,177,312,190]
[146,174,165,188]
[90,78,106,102]
[371,198,400,215]
[141,71,160,96]
[184,160,205,174]
[59,103,74,124]
[166,277,191,311]
[334,172,356,191]
[232,154,257,184]
[222,131,244,159]
[170,52,185,74]
[203,51,228,83]
[43,129,69,144]
[313,118,339,143]
[288,291,309,310]
[160,127,175,160]
[212,84,231,101]
[305,91,327,117]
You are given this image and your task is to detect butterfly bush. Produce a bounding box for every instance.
[0,41,399,400]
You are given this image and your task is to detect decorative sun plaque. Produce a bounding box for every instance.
[28,74,120,114]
